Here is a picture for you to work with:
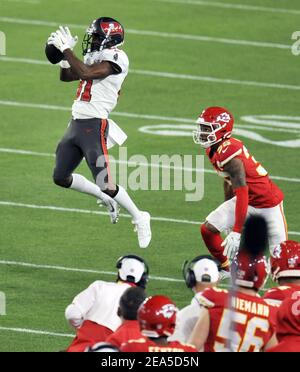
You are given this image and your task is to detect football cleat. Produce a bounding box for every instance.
[132,212,152,249]
[97,198,120,224]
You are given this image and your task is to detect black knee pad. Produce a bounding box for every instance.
[53,174,72,188]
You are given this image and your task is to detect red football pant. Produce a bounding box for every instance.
[67,320,113,352]
[200,224,229,269]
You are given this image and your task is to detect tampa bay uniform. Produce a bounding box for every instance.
[53,47,129,184]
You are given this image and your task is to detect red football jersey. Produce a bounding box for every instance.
[206,138,284,208]
[267,291,300,352]
[120,337,197,352]
[264,284,300,305]
[105,320,142,348]
[198,287,274,352]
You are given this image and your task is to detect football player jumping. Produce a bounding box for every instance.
[47,18,151,248]
[193,106,287,278]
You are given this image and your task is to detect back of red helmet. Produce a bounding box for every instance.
[231,250,269,291]
[271,240,300,281]
[137,295,178,338]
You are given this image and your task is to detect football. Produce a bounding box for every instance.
[45,43,64,64]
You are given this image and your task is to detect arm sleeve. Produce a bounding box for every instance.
[233,185,249,233]
[71,281,99,316]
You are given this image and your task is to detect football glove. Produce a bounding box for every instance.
[58,26,78,50]
[222,231,241,261]
[47,26,77,53]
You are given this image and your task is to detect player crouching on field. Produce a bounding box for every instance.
[169,255,219,343]
[65,254,149,352]
[120,295,197,352]
[193,106,287,279]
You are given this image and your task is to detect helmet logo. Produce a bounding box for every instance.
[288,257,297,268]
[159,304,176,319]
[271,244,282,258]
[216,112,231,123]
[102,22,123,35]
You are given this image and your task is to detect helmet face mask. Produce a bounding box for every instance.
[193,120,224,148]
[193,107,234,148]
[82,17,124,55]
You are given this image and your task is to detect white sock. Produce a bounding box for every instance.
[114,185,142,221]
[70,173,102,199]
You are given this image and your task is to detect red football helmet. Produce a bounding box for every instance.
[137,295,178,338]
[231,251,269,291]
[193,106,234,148]
[270,240,300,281]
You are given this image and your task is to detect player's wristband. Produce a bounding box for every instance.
[233,185,249,233]
[59,60,71,69]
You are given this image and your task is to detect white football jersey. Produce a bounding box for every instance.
[169,295,203,343]
[72,47,129,119]
[70,280,132,331]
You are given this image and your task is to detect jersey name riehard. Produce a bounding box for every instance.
[71,280,132,332]
[72,47,129,119]
[198,287,274,352]
[120,337,197,352]
[206,138,284,208]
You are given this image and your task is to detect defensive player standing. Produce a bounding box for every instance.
[47,18,151,248]
[193,106,287,277]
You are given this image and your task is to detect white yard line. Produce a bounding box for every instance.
[0,16,290,50]
[153,0,300,15]
[0,99,299,136]
[0,259,184,283]
[1,56,299,91]
[0,145,299,184]
[0,327,74,338]
[0,201,299,236]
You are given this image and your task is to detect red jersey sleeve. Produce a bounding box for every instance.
[196,287,228,308]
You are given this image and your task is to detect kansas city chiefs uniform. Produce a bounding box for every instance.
[264,284,300,306]
[120,337,197,352]
[266,292,300,352]
[197,287,274,352]
[206,138,284,208]
[205,138,287,252]
[72,47,129,119]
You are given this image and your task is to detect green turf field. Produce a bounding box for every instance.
[0,0,299,351]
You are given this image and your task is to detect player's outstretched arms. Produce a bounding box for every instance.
[60,65,80,82]
[63,49,115,80]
